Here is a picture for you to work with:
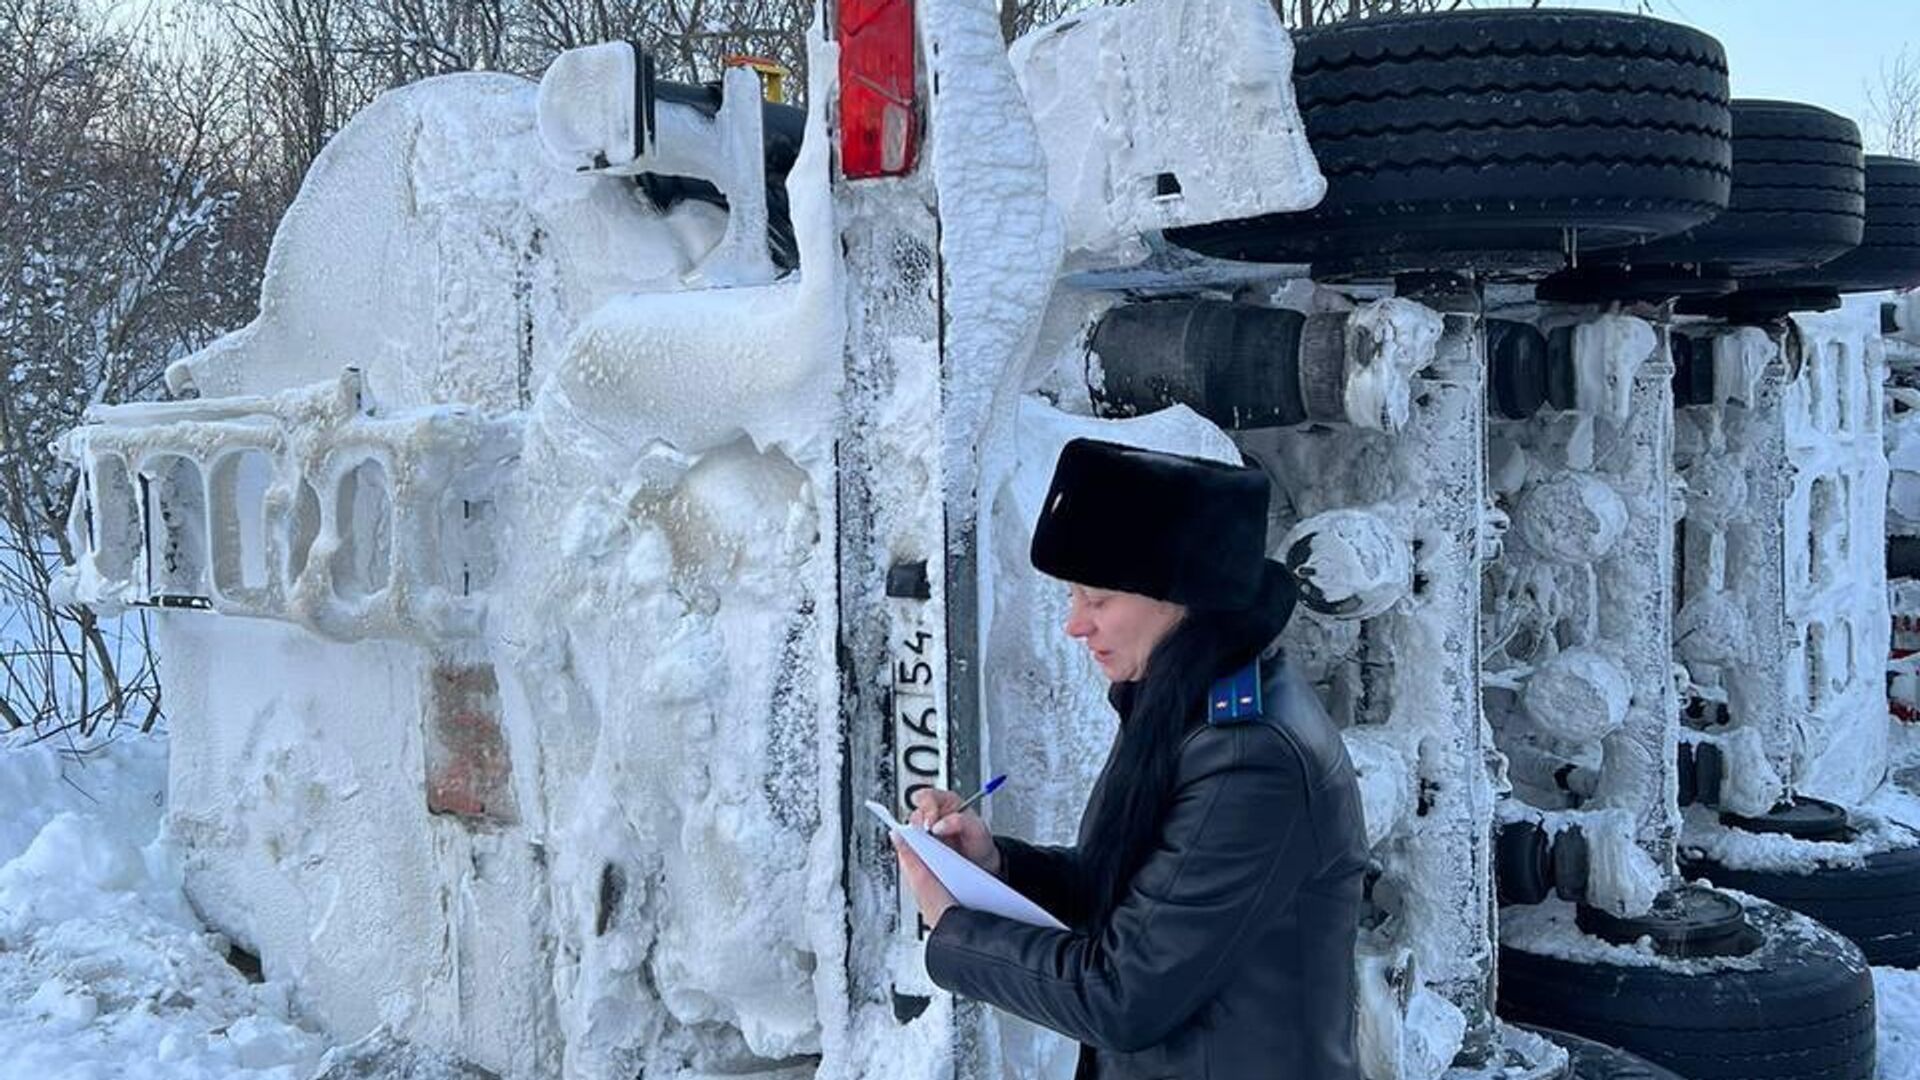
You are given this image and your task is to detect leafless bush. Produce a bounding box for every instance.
[1867,47,1920,159]
[0,0,266,739]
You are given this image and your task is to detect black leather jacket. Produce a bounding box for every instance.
[925,656,1369,1079]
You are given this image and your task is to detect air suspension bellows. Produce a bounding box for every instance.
[1485,320,1580,419]
[1087,300,1348,429]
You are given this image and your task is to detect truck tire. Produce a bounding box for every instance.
[1682,840,1920,967]
[1539,100,1865,301]
[1780,155,1920,291]
[1498,894,1876,1079]
[1625,100,1865,273]
[1165,9,1732,276]
[1692,155,1920,317]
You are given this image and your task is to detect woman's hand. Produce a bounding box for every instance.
[909,788,1004,877]
[891,833,957,930]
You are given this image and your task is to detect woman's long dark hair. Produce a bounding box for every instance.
[1080,576,1298,926]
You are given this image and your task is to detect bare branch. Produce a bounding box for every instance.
[1867,47,1920,159]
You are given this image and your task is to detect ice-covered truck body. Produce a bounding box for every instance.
[51,0,1373,1075]
[53,1,1920,1079]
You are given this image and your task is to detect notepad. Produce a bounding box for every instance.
[865,800,1069,931]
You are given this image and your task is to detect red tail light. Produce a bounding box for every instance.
[837,0,918,178]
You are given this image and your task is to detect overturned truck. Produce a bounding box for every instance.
[54,1,1920,1079]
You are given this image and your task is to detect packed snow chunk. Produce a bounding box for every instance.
[1581,808,1664,917]
[1400,987,1468,1080]
[1512,472,1627,564]
[1568,315,1657,421]
[0,809,177,940]
[1281,508,1412,620]
[1344,298,1443,433]
[1343,728,1417,847]
[1674,590,1750,669]
[1353,943,1465,1080]
[12,811,143,890]
[1009,0,1323,266]
[1710,326,1775,407]
[24,977,99,1035]
[1521,647,1630,745]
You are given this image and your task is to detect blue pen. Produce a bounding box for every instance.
[949,774,1007,818]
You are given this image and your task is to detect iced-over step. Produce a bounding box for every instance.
[56,369,519,642]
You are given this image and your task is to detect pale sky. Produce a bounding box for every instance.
[117,0,1920,150]
[1558,0,1916,148]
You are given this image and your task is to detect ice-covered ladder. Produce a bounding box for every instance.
[56,369,519,643]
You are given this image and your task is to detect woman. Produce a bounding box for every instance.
[891,437,1369,1079]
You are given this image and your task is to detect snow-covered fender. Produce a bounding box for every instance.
[1007,0,1324,268]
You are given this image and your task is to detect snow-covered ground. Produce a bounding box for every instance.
[1883,965,1920,1080]
[0,730,492,1080]
[2,728,1919,1079]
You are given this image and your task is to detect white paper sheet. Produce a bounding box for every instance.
[865,800,1069,931]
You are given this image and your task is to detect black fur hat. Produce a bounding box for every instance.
[1030,438,1287,612]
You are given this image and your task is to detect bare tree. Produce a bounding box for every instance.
[357,0,513,83]
[1867,47,1920,159]
[513,0,809,90]
[0,0,264,738]
[210,0,385,206]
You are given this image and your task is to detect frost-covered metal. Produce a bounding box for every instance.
[1674,303,1912,879]
[58,369,517,642]
[1483,313,1677,917]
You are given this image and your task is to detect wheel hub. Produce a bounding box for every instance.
[1576,885,1758,959]
[1719,795,1852,841]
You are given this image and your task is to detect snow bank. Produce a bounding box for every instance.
[1879,966,1920,1080]
[0,731,329,1080]
[0,730,166,867]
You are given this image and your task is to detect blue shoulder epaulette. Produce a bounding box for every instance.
[1207,660,1263,725]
